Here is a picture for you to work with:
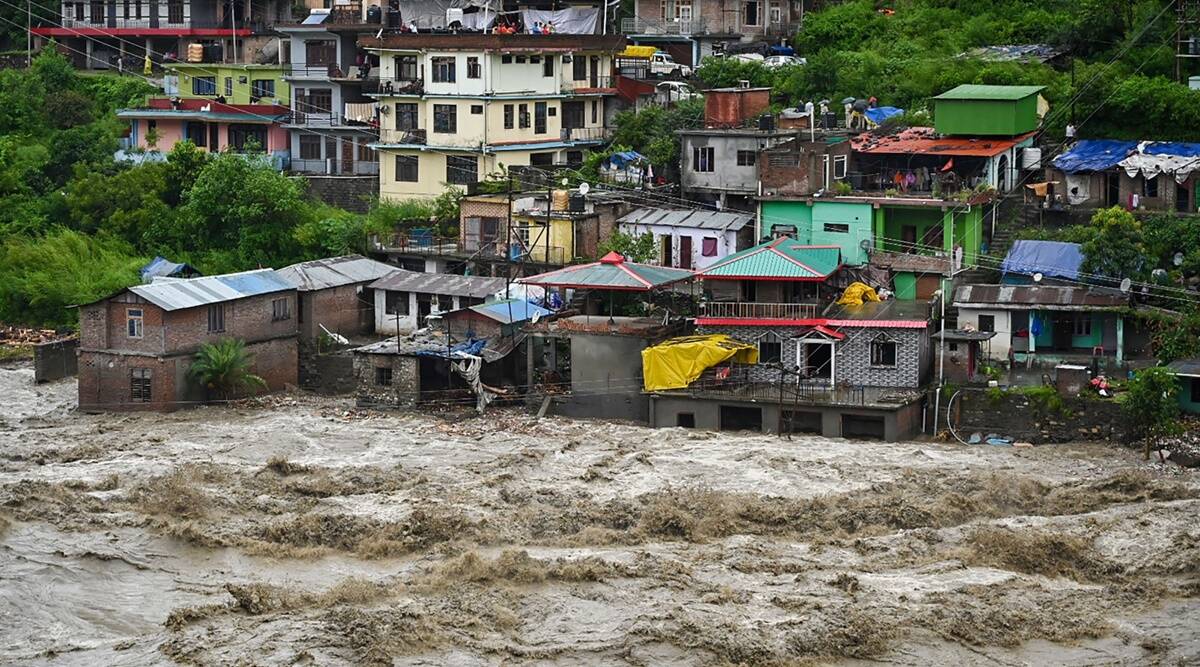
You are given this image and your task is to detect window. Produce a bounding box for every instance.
[1192,377,1200,404]
[769,1,781,23]
[548,106,556,117]
[207,304,225,333]
[432,57,456,82]
[823,223,850,233]
[758,334,781,363]
[446,155,477,185]
[126,308,143,338]
[736,150,756,166]
[384,290,409,315]
[692,146,715,172]
[192,76,216,96]
[272,297,291,321]
[186,121,207,148]
[395,103,418,130]
[870,339,897,367]
[466,56,481,79]
[223,76,233,97]
[251,79,275,100]
[565,150,583,165]
[299,134,321,160]
[572,55,587,81]
[515,56,526,64]
[89,0,102,22]
[394,55,418,79]
[921,224,944,250]
[433,104,457,133]
[304,88,333,114]
[228,124,267,152]
[530,55,541,64]
[1145,175,1159,198]
[503,104,514,129]
[518,103,530,129]
[374,366,393,387]
[131,368,152,402]
[702,236,718,256]
[501,54,512,64]
[743,0,760,25]
[534,101,547,134]
[74,3,84,20]
[542,57,553,77]
[395,155,419,182]
[122,0,129,20]
[978,314,995,333]
[833,155,848,179]
[167,0,183,22]
[357,140,374,163]
[470,104,483,115]
[135,0,141,19]
[1073,315,1092,336]
[591,99,598,124]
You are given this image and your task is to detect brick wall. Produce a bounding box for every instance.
[353,352,420,408]
[304,175,378,213]
[34,338,78,383]
[955,390,1127,444]
[300,284,373,340]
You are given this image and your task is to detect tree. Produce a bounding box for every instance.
[188,338,268,401]
[1122,366,1181,459]
[598,231,657,263]
[1151,308,1200,365]
[1080,207,1145,283]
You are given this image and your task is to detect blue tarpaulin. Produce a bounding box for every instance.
[414,338,487,359]
[1143,141,1200,157]
[139,256,197,282]
[1052,139,1138,172]
[471,299,553,325]
[604,151,645,169]
[1001,240,1084,281]
[865,106,904,125]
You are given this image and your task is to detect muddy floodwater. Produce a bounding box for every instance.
[1,362,1198,666]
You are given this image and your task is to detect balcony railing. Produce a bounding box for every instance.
[621,17,708,35]
[59,16,255,30]
[287,110,379,128]
[363,79,423,95]
[561,76,614,91]
[560,126,614,143]
[290,158,379,176]
[378,128,426,145]
[699,302,819,320]
[385,233,463,255]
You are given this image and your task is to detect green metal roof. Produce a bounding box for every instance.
[699,238,842,281]
[520,252,694,291]
[933,84,1045,101]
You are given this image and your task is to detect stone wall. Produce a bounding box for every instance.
[299,348,356,395]
[353,352,420,408]
[34,337,78,383]
[954,388,1127,444]
[304,175,378,213]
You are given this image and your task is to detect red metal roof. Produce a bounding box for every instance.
[32,27,249,37]
[852,127,1035,157]
[695,318,927,329]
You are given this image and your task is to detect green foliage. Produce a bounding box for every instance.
[597,230,656,263]
[1122,367,1181,443]
[188,338,268,401]
[611,97,703,171]
[1080,207,1146,281]
[694,57,778,89]
[0,229,145,328]
[432,187,464,227]
[1019,385,1073,417]
[293,207,368,258]
[365,198,435,236]
[1149,308,1200,365]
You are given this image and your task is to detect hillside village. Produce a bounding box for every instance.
[1,0,1200,663]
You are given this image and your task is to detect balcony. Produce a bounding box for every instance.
[287,110,379,129]
[384,233,463,255]
[363,78,423,96]
[560,126,614,143]
[621,17,708,35]
[561,76,614,92]
[699,302,820,320]
[291,158,379,176]
[58,16,255,30]
[377,128,427,145]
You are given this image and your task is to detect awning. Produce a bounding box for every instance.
[519,252,693,291]
[642,334,759,392]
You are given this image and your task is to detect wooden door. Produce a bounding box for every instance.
[341,138,354,174]
[661,235,673,266]
[679,236,693,269]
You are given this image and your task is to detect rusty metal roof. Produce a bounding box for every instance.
[953,284,1129,311]
[127,269,294,311]
[369,269,506,299]
[275,255,397,291]
[852,127,1035,157]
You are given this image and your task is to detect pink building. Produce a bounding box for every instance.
[117,98,291,169]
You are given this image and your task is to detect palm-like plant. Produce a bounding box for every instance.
[189,338,267,401]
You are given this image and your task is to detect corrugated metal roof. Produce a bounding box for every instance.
[823,299,933,323]
[852,127,1034,157]
[369,270,507,298]
[275,255,397,291]
[1052,139,1139,173]
[617,207,753,232]
[519,252,694,291]
[953,284,1129,310]
[699,238,842,280]
[469,299,553,324]
[129,269,293,311]
[1166,358,1200,377]
[933,84,1045,100]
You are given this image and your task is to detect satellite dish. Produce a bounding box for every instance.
[859,238,873,251]
[578,181,590,196]
[1032,272,1043,283]
[1119,277,1132,293]
[561,177,570,186]
[1175,252,1185,267]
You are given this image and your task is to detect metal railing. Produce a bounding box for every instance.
[290,158,378,175]
[287,110,379,128]
[560,126,614,143]
[699,302,819,320]
[289,64,375,80]
[60,16,254,30]
[561,75,614,91]
[621,17,708,35]
[386,233,463,255]
[377,128,426,145]
[363,78,423,95]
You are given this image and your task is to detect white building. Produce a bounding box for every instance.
[616,207,756,270]
[369,270,507,334]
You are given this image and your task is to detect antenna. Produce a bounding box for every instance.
[1119,277,1132,293]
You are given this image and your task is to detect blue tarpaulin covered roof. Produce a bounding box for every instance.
[1001,240,1084,281]
[604,151,645,169]
[1143,141,1200,157]
[140,256,197,282]
[1053,139,1138,172]
[414,338,487,358]
[865,106,904,125]
[469,299,553,324]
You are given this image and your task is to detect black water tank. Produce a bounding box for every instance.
[568,195,585,212]
[758,114,775,131]
[386,8,401,27]
[366,5,381,23]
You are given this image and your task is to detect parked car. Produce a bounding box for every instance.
[650,51,692,78]
[763,55,806,69]
[656,80,700,104]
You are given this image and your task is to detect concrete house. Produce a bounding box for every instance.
[1167,359,1200,415]
[274,254,397,341]
[370,270,507,334]
[116,98,291,169]
[362,33,625,200]
[1040,139,1200,216]
[76,269,298,412]
[678,127,797,211]
[616,207,755,270]
[623,1,802,66]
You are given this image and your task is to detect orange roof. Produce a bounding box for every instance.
[852,128,1035,157]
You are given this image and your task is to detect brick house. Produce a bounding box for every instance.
[275,254,397,341]
[76,269,299,412]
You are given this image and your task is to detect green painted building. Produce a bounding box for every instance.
[932,84,1044,136]
[1167,359,1200,414]
[168,63,292,106]
[760,200,875,266]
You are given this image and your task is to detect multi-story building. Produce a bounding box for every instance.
[624,0,803,66]
[32,0,292,69]
[76,269,299,412]
[166,62,290,104]
[362,33,626,200]
[277,9,381,176]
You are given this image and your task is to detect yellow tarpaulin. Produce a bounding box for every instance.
[620,46,658,59]
[642,334,759,392]
[836,282,881,306]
